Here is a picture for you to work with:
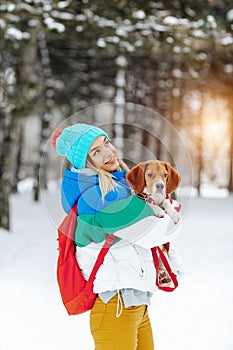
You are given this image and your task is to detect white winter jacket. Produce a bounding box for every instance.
[76,229,184,294]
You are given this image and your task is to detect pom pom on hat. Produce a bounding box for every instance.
[52,123,109,169]
[51,129,63,149]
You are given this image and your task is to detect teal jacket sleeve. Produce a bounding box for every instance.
[75,195,176,248]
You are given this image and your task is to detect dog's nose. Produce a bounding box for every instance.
[156,183,164,190]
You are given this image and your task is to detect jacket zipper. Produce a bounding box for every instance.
[132,245,145,278]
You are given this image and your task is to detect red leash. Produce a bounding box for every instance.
[151,246,178,292]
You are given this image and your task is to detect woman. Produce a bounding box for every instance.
[52,123,183,350]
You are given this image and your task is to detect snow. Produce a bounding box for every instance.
[5,27,30,41]
[0,19,6,29]
[116,27,129,37]
[76,25,84,33]
[28,19,40,27]
[226,9,233,22]
[224,64,233,74]
[0,3,15,12]
[0,192,233,350]
[207,15,217,28]
[133,10,146,20]
[172,69,183,79]
[51,10,74,21]
[106,36,120,44]
[163,16,189,26]
[200,184,229,198]
[44,17,65,33]
[192,29,207,39]
[152,24,169,32]
[57,1,71,10]
[94,16,116,29]
[220,34,233,46]
[75,14,87,22]
[97,38,106,48]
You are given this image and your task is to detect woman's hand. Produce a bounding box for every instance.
[158,269,173,285]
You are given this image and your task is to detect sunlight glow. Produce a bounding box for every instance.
[201,95,230,185]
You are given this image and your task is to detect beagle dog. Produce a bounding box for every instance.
[126,160,181,224]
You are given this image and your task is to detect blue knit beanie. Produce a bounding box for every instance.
[52,123,109,169]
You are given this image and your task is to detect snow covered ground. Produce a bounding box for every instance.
[0,192,233,350]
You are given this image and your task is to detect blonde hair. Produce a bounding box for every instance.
[86,152,129,200]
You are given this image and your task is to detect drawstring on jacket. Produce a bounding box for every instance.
[116,291,123,318]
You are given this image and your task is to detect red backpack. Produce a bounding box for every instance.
[56,203,178,315]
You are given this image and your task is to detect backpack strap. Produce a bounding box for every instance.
[151,246,178,292]
[85,234,116,293]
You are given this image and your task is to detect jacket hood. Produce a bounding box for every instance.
[61,168,130,213]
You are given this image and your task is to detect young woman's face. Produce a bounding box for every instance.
[87,136,119,172]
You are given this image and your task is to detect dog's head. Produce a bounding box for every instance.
[126,160,181,201]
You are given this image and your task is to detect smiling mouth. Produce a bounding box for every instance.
[105,158,116,165]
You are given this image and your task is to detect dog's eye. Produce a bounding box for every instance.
[147,173,153,178]
[163,174,168,178]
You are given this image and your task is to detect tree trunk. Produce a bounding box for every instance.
[12,120,23,193]
[227,98,233,193]
[153,60,172,160]
[196,92,205,196]
[0,112,13,230]
[33,28,52,201]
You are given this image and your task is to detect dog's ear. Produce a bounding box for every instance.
[126,162,146,194]
[163,162,181,194]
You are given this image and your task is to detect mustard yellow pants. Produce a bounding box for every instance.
[90,294,154,350]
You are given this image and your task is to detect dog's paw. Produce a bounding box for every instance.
[171,211,181,224]
[147,202,165,218]
[153,205,165,218]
